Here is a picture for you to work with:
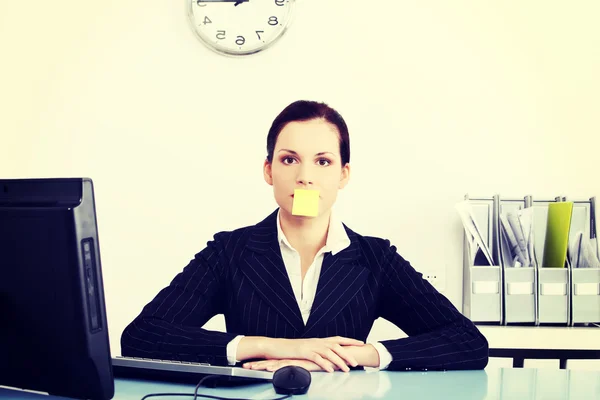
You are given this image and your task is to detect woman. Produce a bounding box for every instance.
[121,100,488,373]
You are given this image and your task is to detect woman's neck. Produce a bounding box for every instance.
[279,208,331,254]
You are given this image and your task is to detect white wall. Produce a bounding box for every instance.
[1,1,599,358]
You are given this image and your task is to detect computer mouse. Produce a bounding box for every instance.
[272,365,311,395]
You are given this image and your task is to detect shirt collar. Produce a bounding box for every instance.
[276,208,350,256]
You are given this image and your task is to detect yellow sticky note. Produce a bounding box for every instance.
[292,189,320,217]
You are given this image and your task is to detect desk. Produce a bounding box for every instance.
[1,368,600,400]
[479,326,600,351]
[479,326,600,368]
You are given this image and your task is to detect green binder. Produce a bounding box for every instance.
[541,202,573,268]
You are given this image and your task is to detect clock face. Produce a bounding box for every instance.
[187,0,296,56]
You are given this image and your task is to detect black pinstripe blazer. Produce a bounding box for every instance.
[121,209,488,371]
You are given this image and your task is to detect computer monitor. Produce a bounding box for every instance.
[0,178,114,400]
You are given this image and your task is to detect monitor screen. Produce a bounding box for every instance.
[0,178,114,400]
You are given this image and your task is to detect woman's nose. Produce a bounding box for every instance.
[297,178,313,186]
[296,167,314,186]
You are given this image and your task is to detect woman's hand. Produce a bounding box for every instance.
[262,336,364,372]
[243,358,338,373]
[342,344,380,368]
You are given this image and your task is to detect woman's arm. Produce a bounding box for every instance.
[121,233,237,366]
[236,336,364,372]
[340,344,380,368]
[241,344,380,372]
[374,239,489,371]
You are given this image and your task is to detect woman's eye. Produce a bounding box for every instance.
[317,159,331,166]
[282,157,296,165]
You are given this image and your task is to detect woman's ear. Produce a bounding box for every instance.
[263,159,274,186]
[339,163,350,189]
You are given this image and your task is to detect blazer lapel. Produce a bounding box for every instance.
[302,230,369,338]
[240,210,305,334]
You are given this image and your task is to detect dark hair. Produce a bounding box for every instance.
[266,100,350,166]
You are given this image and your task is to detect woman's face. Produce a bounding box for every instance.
[264,118,350,218]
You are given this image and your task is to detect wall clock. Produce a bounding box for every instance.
[188,0,296,56]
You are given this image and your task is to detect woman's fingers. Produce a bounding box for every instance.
[266,360,286,372]
[243,361,257,369]
[245,360,292,372]
[328,336,364,346]
[315,359,338,372]
[308,357,339,373]
[321,348,350,372]
[244,358,338,372]
[311,354,335,372]
[331,343,358,367]
[243,360,273,370]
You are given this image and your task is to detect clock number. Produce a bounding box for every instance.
[203,16,212,25]
[216,30,226,40]
[275,0,285,5]
[256,30,264,40]
[236,36,245,46]
[268,16,278,26]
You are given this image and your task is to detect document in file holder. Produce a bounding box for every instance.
[499,207,536,268]
[542,202,573,268]
[571,231,600,269]
[456,201,495,266]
